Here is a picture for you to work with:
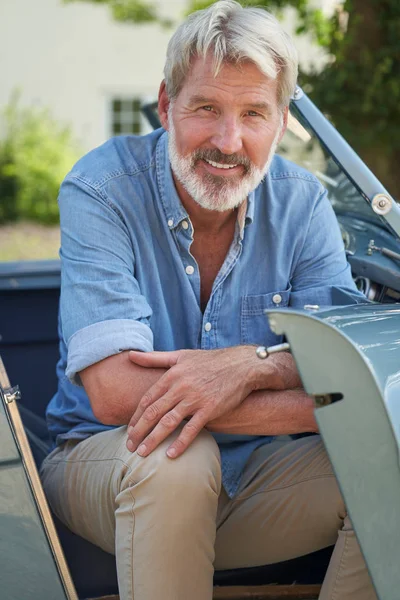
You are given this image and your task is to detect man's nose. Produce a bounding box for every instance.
[211,117,243,156]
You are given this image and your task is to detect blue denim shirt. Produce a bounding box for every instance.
[46,128,365,497]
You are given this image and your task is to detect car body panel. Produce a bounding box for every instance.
[266,305,400,600]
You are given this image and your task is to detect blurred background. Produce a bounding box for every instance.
[0,0,399,261]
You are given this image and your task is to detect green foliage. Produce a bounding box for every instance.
[63,0,172,26]
[0,93,82,224]
[301,0,400,197]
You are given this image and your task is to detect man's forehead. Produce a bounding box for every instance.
[178,55,279,104]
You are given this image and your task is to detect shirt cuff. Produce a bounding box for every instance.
[66,318,154,385]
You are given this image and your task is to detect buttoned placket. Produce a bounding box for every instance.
[171,216,202,312]
[201,220,245,350]
[168,213,246,350]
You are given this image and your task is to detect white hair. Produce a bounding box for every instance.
[164,0,298,109]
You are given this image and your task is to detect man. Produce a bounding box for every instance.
[41,1,376,599]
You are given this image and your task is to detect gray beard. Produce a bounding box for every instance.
[167,113,281,212]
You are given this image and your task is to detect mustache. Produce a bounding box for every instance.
[192,148,252,171]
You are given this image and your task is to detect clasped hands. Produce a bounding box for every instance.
[126,345,280,459]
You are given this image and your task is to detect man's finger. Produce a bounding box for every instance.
[134,408,186,457]
[128,350,181,368]
[166,412,208,459]
[128,373,173,428]
[127,392,179,451]
[129,391,155,429]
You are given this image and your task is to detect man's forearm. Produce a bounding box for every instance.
[80,344,307,463]
[80,346,299,427]
[206,388,318,436]
[80,351,167,425]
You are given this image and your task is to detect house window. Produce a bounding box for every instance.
[111,98,143,135]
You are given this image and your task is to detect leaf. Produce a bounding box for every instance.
[0,92,82,224]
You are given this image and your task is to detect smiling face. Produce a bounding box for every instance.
[159,54,287,213]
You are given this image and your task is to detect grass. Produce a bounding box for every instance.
[0,222,60,261]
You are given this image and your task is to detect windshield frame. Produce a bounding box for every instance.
[291,88,400,241]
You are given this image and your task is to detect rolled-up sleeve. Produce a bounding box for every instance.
[290,187,366,307]
[59,174,154,385]
[66,319,153,385]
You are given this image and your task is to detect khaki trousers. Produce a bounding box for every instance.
[41,427,377,600]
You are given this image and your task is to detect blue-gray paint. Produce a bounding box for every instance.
[267,305,400,600]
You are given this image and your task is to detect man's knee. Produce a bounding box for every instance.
[119,427,222,499]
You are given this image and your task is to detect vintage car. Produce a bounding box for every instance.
[1,87,400,600]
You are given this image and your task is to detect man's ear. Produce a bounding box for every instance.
[158,81,170,131]
[278,106,289,143]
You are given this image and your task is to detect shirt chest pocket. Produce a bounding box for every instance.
[241,288,291,346]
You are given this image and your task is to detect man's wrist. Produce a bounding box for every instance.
[240,345,280,392]
[245,346,301,391]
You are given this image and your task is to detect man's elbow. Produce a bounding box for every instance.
[83,378,126,426]
[79,354,134,426]
[90,393,122,426]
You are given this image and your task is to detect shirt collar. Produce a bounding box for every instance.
[156,130,255,234]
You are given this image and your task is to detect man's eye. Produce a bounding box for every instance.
[247,110,260,117]
[201,106,213,112]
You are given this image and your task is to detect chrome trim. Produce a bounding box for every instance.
[292,85,304,101]
[372,193,393,216]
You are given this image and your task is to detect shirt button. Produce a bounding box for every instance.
[185,265,194,275]
[167,219,174,227]
[272,293,282,305]
[182,220,189,230]
[204,322,212,332]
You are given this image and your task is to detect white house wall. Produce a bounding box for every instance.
[0,0,186,150]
